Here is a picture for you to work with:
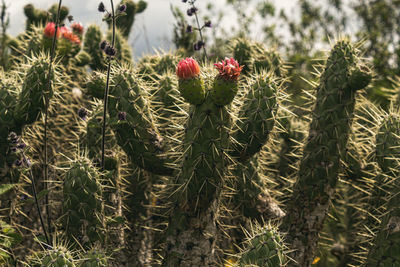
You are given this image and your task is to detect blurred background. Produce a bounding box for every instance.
[7,0,296,58]
[2,0,400,109]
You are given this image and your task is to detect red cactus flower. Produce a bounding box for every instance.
[61,28,81,45]
[60,26,69,36]
[176,57,201,80]
[43,22,61,38]
[71,22,84,34]
[214,57,243,81]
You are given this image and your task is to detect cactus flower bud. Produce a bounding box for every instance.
[119,4,127,13]
[176,57,205,105]
[62,29,81,45]
[43,22,60,38]
[118,111,127,121]
[212,57,243,106]
[71,22,84,34]
[176,57,200,80]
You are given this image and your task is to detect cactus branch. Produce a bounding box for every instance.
[101,0,116,171]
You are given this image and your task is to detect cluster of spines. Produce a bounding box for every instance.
[238,224,287,267]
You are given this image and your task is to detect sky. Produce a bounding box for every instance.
[5,0,296,59]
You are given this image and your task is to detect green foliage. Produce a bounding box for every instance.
[171,5,197,52]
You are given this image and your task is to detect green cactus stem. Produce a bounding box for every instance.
[281,39,372,266]
[62,160,104,248]
[107,0,147,38]
[238,224,287,267]
[231,72,279,162]
[365,114,400,266]
[83,25,107,71]
[24,3,69,31]
[163,92,231,266]
[232,157,285,221]
[108,64,173,175]
[30,247,76,267]
[79,250,108,267]
[14,55,55,128]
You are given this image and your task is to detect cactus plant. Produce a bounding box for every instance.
[281,39,372,266]
[365,113,400,265]
[23,3,69,31]
[79,250,108,267]
[107,0,147,38]
[62,160,104,248]
[238,224,287,267]
[163,59,236,266]
[30,246,76,267]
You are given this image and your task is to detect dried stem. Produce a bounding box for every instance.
[101,0,116,171]
[43,0,63,243]
[22,152,50,246]
[191,1,208,61]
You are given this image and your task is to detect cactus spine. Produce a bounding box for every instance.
[281,39,372,265]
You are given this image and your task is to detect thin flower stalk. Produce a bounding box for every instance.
[101,0,116,171]
[43,0,62,242]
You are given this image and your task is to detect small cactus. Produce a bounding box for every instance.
[238,224,287,267]
[62,160,104,248]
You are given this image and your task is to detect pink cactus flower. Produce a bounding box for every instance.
[176,57,201,80]
[43,22,61,38]
[214,57,243,81]
[71,22,84,34]
[62,30,81,45]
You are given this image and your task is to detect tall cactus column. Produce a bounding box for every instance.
[162,58,242,266]
[281,39,371,266]
[366,114,400,265]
